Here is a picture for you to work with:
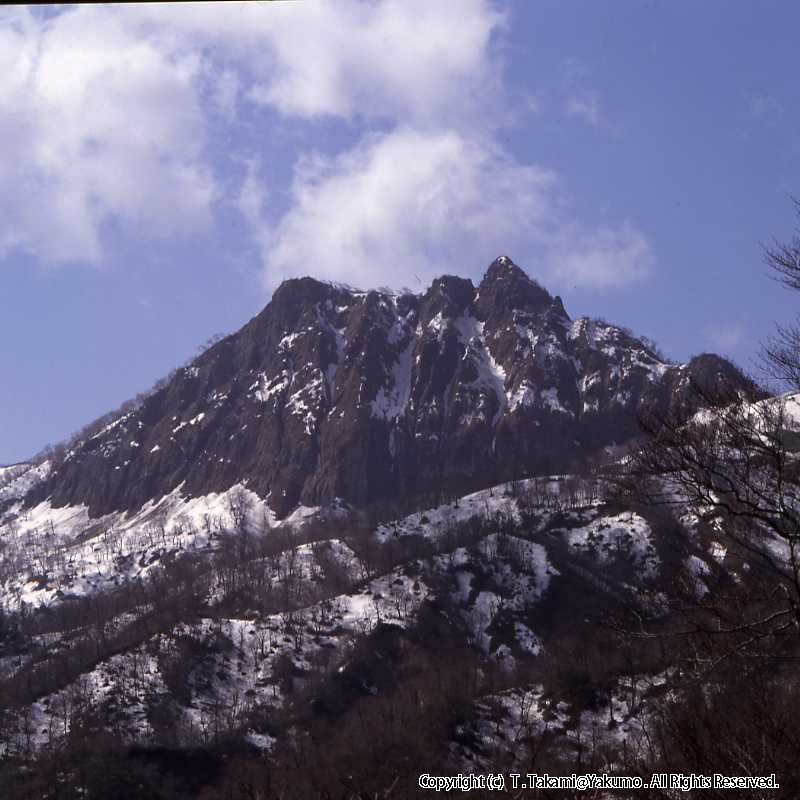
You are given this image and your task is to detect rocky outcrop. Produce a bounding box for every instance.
[26,257,754,518]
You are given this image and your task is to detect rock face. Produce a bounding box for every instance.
[27,257,750,518]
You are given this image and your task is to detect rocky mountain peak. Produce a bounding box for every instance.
[477,256,553,322]
[270,274,335,306]
[15,257,755,521]
[260,275,342,336]
[484,254,526,278]
[421,274,475,321]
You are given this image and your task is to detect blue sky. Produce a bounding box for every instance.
[1,1,799,464]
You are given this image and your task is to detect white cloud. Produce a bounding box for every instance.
[149,0,506,125]
[0,6,214,265]
[0,1,506,267]
[545,223,654,289]
[261,0,504,125]
[259,128,653,292]
[0,0,653,293]
[261,128,555,290]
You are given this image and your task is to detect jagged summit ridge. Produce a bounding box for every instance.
[18,258,749,520]
[482,254,541,286]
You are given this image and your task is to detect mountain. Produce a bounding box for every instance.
[0,258,792,798]
[20,257,749,520]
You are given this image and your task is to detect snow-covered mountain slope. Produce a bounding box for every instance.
[0,462,50,509]
[0,481,344,609]
[1,475,697,757]
[18,257,754,522]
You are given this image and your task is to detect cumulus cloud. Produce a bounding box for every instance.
[245,25,650,292]
[132,0,505,126]
[261,129,555,290]
[259,128,653,292]
[244,0,505,125]
[0,6,214,265]
[0,1,506,267]
[0,0,654,293]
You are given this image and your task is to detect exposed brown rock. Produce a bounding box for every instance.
[27,257,756,519]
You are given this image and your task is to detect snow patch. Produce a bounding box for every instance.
[371,341,414,420]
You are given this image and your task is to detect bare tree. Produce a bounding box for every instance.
[227,485,254,535]
[608,203,800,793]
[762,199,800,389]
[616,379,800,659]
